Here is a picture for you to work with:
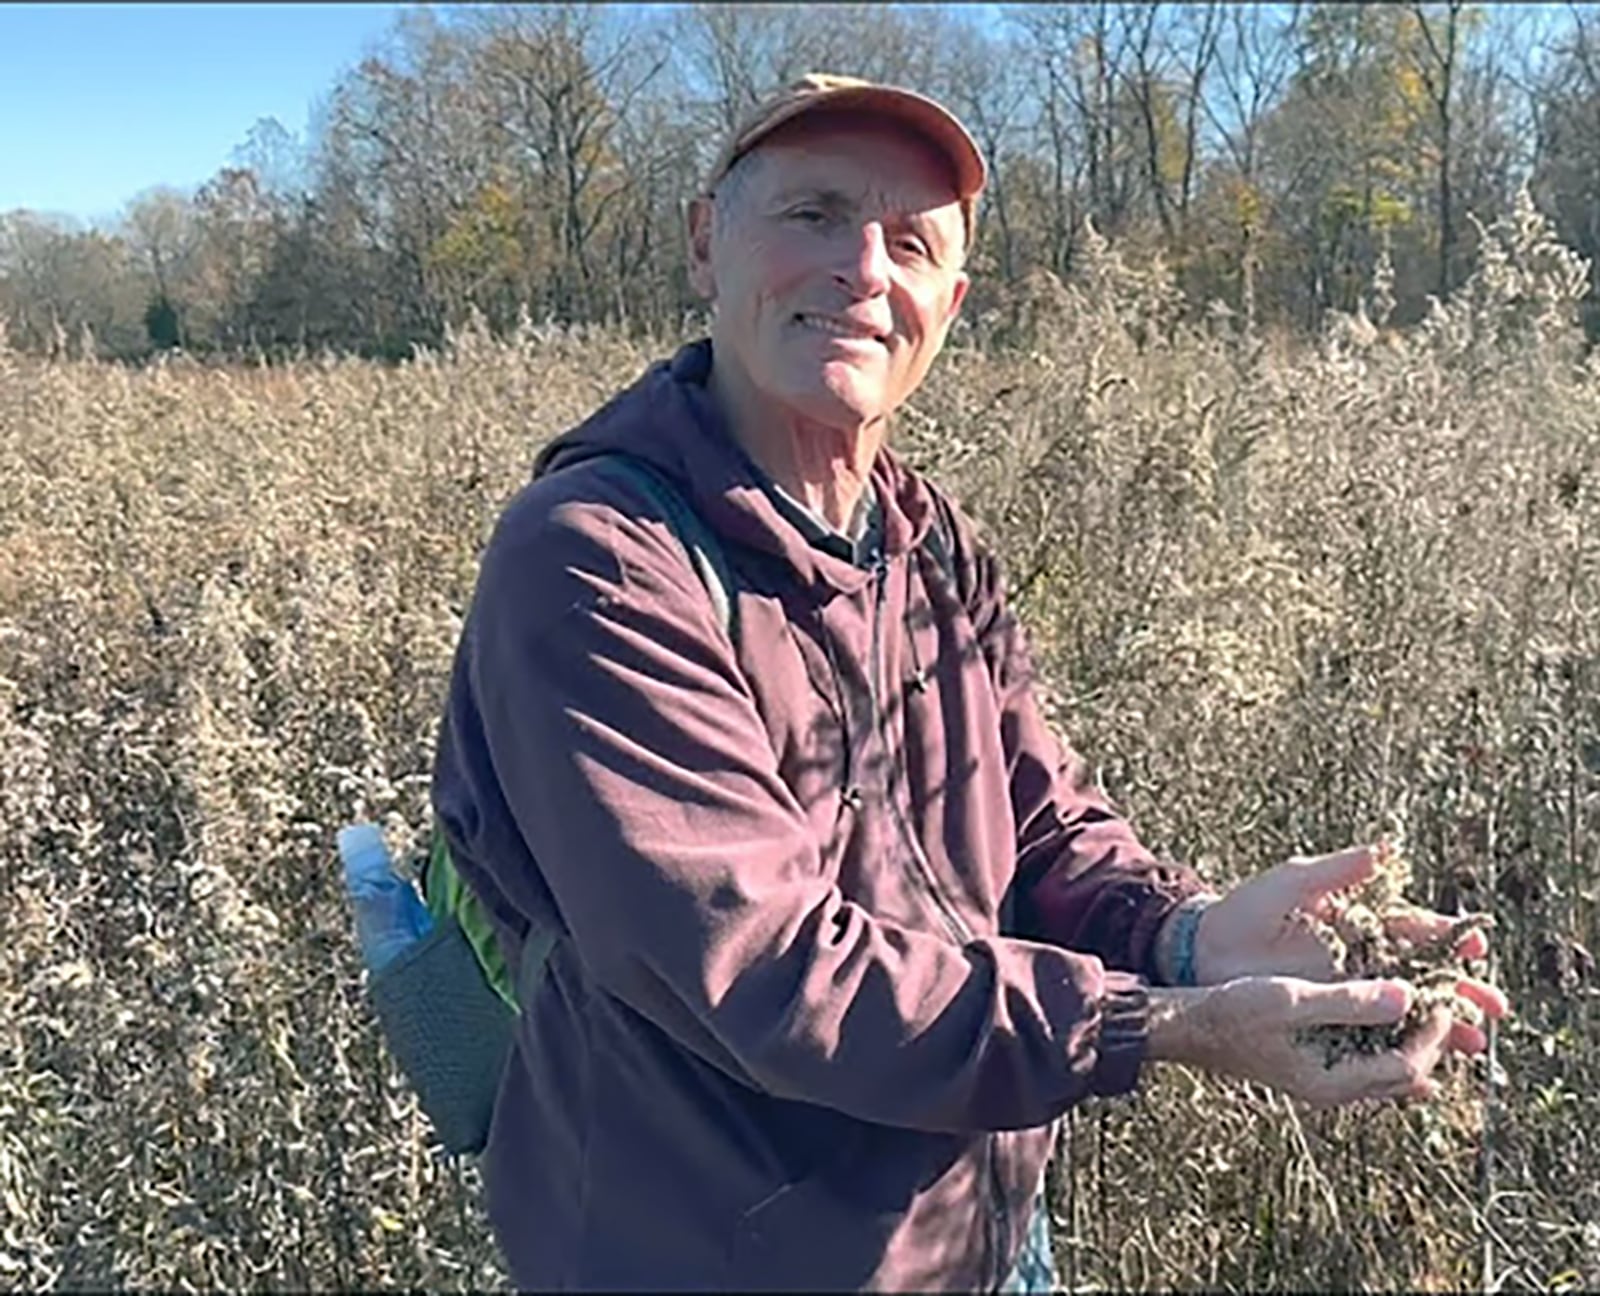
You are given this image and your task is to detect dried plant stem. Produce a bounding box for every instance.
[1482,803,1499,1295]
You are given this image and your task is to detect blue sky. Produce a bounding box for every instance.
[0,2,1017,229]
[0,3,407,226]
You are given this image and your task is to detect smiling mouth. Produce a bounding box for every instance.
[794,313,886,344]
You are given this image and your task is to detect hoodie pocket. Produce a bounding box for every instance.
[726,1123,956,1291]
[728,1157,902,1291]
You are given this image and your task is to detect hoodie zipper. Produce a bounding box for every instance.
[866,553,1009,1290]
[867,553,970,946]
[985,1144,1012,1290]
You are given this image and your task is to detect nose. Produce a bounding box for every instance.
[833,222,892,298]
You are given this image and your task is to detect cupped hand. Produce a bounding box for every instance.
[1193,844,1498,988]
[1192,975,1455,1107]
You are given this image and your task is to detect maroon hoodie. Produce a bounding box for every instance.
[431,340,1204,1291]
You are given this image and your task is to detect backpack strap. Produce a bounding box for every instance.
[583,453,739,644]
[921,488,967,609]
[515,918,561,1012]
[429,451,741,1021]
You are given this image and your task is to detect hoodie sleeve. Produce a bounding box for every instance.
[933,492,1207,980]
[455,471,1150,1135]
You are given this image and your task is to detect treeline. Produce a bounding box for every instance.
[5,2,1600,361]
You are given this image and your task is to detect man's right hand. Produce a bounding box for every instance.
[1147,976,1455,1107]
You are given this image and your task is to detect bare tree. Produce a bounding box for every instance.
[1531,3,1600,331]
[942,23,1031,281]
[231,117,309,209]
[466,5,667,322]
[1200,3,1302,326]
[675,3,961,142]
[318,10,488,340]
[0,213,143,354]
[122,188,197,304]
[1407,1,1467,298]
[1009,5,1093,274]
[188,167,278,350]
[1172,3,1223,229]
[1008,3,1142,244]
[1114,3,1221,246]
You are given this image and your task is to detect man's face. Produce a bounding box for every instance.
[688,115,971,435]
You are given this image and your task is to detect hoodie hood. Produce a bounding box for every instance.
[532,339,938,597]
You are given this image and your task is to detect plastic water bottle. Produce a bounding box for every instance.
[338,823,434,972]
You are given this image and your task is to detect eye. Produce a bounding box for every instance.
[894,235,931,259]
[787,206,827,225]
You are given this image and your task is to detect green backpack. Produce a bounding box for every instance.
[370,452,954,1156]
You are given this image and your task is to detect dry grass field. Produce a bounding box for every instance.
[3,193,1597,1291]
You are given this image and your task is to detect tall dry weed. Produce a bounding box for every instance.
[1,198,1596,1290]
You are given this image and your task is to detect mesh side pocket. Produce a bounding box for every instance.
[369,916,516,1156]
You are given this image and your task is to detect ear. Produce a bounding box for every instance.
[944,271,970,326]
[686,196,716,301]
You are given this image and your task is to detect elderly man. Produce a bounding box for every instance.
[430,75,1506,1292]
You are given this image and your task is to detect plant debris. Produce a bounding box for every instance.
[1296,840,1492,1068]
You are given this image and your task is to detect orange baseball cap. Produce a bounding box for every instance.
[704,73,987,245]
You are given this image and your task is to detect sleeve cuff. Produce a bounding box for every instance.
[1089,972,1150,1098]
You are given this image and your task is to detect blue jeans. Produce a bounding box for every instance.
[999,1195,1058,1293]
